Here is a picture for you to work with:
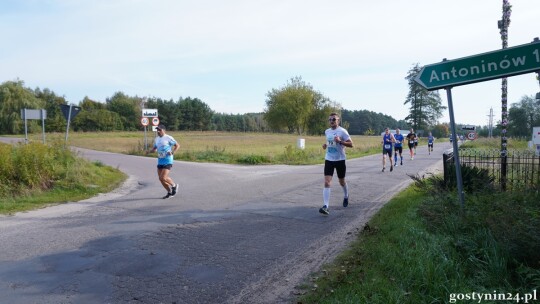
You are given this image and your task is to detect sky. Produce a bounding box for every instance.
[1,0,539,127]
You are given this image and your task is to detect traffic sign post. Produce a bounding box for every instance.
[141,109,158,151]
[415,40,540,90]
[445,88,465,209]
[21,109,47,144]
[415,38,540,209]
[467,132,478,141]
[60,104,82,145]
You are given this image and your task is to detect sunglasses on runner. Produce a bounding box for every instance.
[328,118,337,122]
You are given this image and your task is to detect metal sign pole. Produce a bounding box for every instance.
[65,104,73,145]
[41,109,46,144]
[144,125,148,151]
[23,108,28,144]
[446,87,465,208]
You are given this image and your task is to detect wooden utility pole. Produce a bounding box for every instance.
[498,0,511,190]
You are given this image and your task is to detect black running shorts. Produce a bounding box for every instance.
[324,160,346,179]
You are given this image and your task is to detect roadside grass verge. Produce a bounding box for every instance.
[298,178,540,303]
[0,141,126,215]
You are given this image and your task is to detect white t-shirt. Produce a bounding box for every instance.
[325,126,350,161]
[153,134,177,165]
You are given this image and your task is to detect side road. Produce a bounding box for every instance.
[0,138,451,303]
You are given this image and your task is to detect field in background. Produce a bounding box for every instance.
[35,131,387,164]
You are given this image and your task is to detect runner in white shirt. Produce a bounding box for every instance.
[320,113,354,215]
[147,124,180,199]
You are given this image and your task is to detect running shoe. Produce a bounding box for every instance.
[400,161,403,166]
[343,197,349,207]
[162,192,172,199]
[390,165,393,172]
[382,167,385,172]
[171,184,178,196]
[319,206,329,215]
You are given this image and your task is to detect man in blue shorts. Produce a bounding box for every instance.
[148,124,180,199]
[382,128,395,172]
[320,113,354,215]
[393,128,404,166]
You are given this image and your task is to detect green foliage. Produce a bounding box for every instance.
[178,97,214,131]
[264,76,338,135]
[444,164,496,193]
[508,95,540,137]
[72,107,124,131]
[299,176,540,303]
[404,63,446,130]
[342,109,408,135]
[0,141,76,197]
[0,141,126,214]
[34,87,68,132]
[0,143,126,214]
[363,128,375,136]
[237,154,271,164]
[0,80,45,134]
[276,144,312,164]
[430,123,449,138]
[418,188,540,287]
[106,92,141,131]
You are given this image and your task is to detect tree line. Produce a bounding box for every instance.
[2,75,534,138]
[0,79,407,136]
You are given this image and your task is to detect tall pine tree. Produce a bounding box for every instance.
[404,63,446,133]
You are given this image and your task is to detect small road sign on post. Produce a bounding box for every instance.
[467,132,478,140]
[141,117,149,126]
[415,40,540,90]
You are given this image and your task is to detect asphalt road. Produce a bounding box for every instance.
[0,138,451,303]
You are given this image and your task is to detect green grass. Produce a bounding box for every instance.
[298,178,540,304]
[298,187,467,303]
[0,141,126,215]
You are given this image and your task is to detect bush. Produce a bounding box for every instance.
[237,154,271,164]
[277,144,310,164]
[0,141,78,197]
[440,164,495,193]
[417,176,540,289]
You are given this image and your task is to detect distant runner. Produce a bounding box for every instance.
[406,128,417,160]
[320,113,354,216]
[427,132,434,155]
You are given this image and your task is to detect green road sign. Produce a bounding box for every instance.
[415,40,540,90]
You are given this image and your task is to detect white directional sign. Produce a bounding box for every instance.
[21,109,47,120]
[142,108,158,117]
[415,40,540,90]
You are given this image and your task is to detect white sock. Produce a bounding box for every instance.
[323,187,331,207]
[342,183,349,198]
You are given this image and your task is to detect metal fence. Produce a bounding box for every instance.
[443,148,540,191]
